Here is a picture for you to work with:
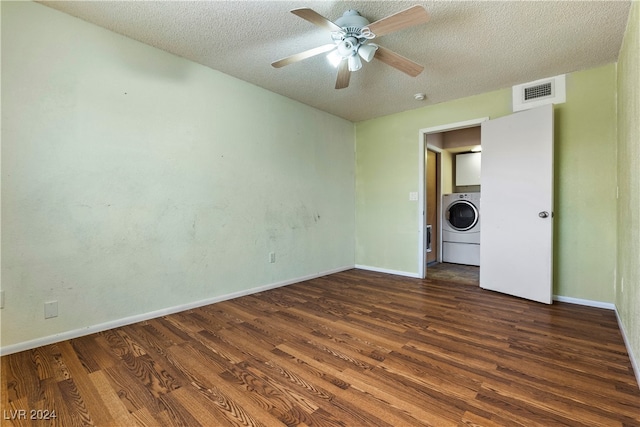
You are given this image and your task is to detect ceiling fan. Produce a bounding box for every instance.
[271,5,430,89]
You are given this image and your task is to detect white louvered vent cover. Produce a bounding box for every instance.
[512,74,566,112]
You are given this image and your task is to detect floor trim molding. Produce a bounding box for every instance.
[553,295,616,310]
[0,265,355,356]
[554,294,639,389]
[355,264,421,278]
[615,306,640,389]
[5,269,638,391]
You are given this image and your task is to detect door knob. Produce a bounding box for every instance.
[539,211,549,218]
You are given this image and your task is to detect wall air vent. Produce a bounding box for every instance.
[512,74,566,112]
[524,82,552,100]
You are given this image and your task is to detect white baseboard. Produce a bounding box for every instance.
[553,295,616,310]
[615,307,640,389]
[0,265,355,356]
[355,264,421,278]
[5,269,637,391]
[554,295,639,389]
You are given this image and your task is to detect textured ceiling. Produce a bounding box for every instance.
[39,1,631,122]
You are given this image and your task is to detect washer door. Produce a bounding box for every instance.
[446,200,479,231]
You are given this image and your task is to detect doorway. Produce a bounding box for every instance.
[417,117,488,279]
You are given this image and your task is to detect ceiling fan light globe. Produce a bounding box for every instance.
[358,44,378,62]
[326,50,343,68]
[337,37,359,57]
[348,55,362,72]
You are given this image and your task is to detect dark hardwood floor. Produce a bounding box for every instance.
[2,268,640,426]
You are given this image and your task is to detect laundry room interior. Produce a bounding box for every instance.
[425,126,482,284]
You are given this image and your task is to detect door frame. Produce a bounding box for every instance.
[417,118,489,279]
[424,147,441,266]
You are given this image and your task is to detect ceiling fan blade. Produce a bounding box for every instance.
[291,8,343,33]
[335,60,351,89]
[365,5,430,38]
[374,45,424,77]
[272,44,336,68]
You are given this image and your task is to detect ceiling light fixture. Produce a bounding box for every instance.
[358,43,378,62]
[327,50,342,68]
[272,6,430,90]
[325,11,380,72]
[348,54,362,71]
[414,93,426,101]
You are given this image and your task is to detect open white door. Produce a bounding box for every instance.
[480,105,554,304]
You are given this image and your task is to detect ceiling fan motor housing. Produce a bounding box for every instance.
[334,10,370,35]
[332,9,374,62]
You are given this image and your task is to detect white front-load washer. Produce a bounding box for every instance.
[442,193,481,266]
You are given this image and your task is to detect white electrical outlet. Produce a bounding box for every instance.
[409,192,418,201]
[44,301,58,319]
[269,252,276,263]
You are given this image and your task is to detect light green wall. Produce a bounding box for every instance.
[616,0,640,381]
[554,65,618,301]
[1,2,355,349]
[2,1,635,373]
[356,91,511,273]
[356,65,618,303]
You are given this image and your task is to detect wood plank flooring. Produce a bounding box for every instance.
[2,268,640,426]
